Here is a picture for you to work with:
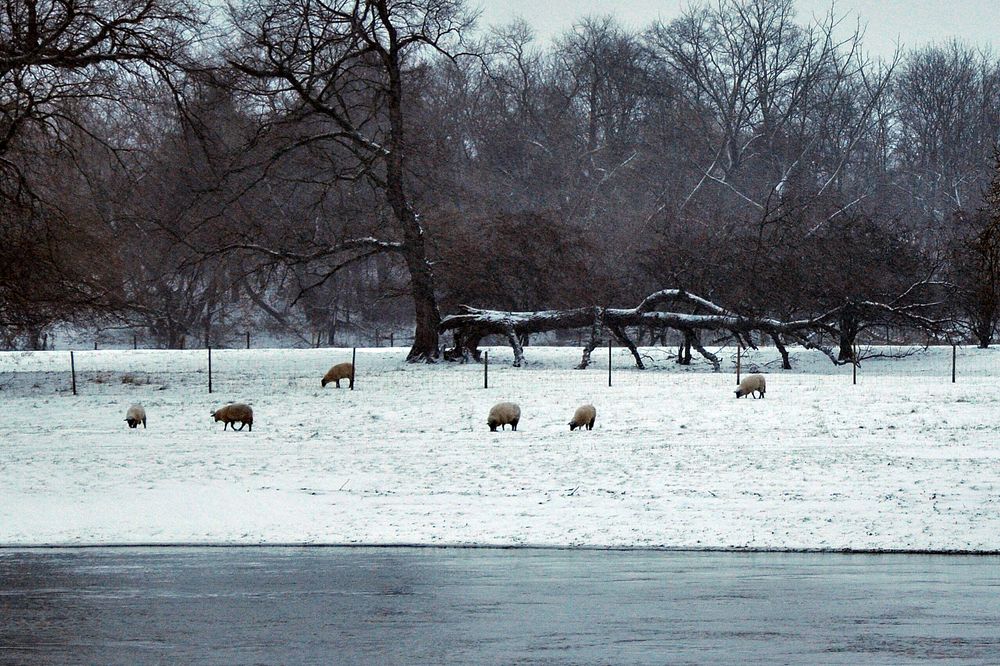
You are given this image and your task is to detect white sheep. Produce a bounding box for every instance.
[124,404,146,429]
[212,403,254,431]
[735,373,766,399]
[569,404,596,431]
[488,402,521,432]
[321,362,354,389]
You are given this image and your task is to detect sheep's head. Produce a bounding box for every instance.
[211,410,222,421]
[487,418,499,432]
[125,418,139,428]
[321,378,328,387]
[569,421,579,431]
[734,389,743,398]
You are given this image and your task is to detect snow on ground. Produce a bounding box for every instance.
[2,344,1000,550]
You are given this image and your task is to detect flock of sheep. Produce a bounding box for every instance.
[120,362,768,433]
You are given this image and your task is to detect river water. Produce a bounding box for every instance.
[2,548,1000,664]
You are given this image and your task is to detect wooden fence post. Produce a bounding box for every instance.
[736,346,741,385]
[608,340,612,387]
[208,346,213,394]
[484,350,489,389]
[246,331,251,349]
[70,351,77,396]
[351,347,356,391]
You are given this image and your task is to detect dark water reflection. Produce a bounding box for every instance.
[2,548,1000,664]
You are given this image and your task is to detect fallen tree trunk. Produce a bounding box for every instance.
[440,290,843,369]
[440,286,951,369]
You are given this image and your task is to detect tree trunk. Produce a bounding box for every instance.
[771,333,792,369]
[400,237,441,362]
[384,43,441,363]
[610,323,644,369]
[676,337,691,365]
[838,308,860,362]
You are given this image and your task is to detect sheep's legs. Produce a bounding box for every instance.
[236,422,246,431]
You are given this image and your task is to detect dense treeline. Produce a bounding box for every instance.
[2,0,999,355]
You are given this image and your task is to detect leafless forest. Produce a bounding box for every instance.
[2,0,999,364]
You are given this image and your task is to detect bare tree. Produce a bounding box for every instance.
[894,41,1000,232]
[648,0,897,224]
[951,151,1000,347]
[0,0,202,344]
[227,0,476,361]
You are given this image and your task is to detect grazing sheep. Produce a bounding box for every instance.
[211,403,254,431]
[487,402,521,432]
[321,362,354,389]
[569,404,597,431]
[735,373,766,399]
[124,404,146,429]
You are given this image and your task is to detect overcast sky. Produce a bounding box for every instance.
[474,0,998,60]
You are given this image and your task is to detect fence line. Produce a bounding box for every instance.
[0,343,994,399]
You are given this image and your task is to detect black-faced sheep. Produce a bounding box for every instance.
[569,404,597,431]
[735,373,766,399]
[488,402,521,432]
[321,362,354,389]
[124,404,146,429]
[212,403,254,431]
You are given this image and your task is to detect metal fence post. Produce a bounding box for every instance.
[608,341,612,387]
[952,344,956,383]
[736,346,741,385]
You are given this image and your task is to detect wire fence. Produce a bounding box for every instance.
[2,343,999,401]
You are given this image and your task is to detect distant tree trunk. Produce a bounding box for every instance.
[838,307,860,362]
[771,333,792,369]
[26,327,45,350]
[610,324,644,369]
[676,336,692,365]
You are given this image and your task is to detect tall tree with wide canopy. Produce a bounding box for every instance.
[228,0,475,361]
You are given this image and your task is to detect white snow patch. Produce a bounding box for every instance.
[2,345,999,550]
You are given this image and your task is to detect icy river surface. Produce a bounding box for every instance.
[2,547,1000,664]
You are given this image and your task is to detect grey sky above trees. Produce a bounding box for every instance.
[477,0,998,59]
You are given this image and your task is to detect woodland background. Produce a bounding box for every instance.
[2,0,999,361]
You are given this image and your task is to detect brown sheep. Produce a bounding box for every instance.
[487,402,521,432]
[735,374,766,399]
[321,362,354,389]
[211,403,254,431]
[124,404,147,429]
[569,404,596,431]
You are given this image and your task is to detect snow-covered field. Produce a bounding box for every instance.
[2,344,1000,550]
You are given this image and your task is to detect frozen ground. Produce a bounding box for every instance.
[2,344,999,550]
